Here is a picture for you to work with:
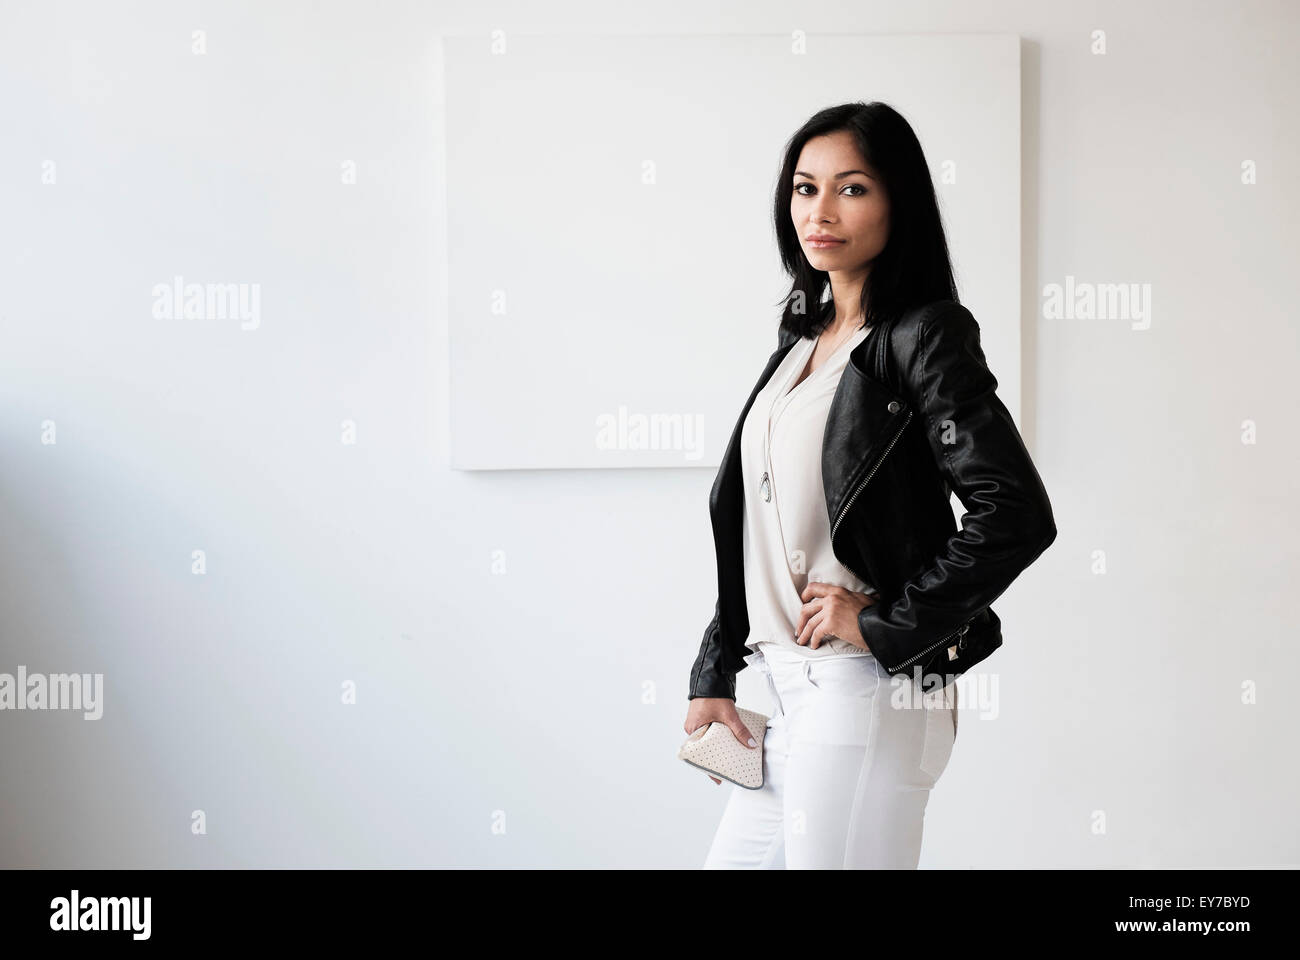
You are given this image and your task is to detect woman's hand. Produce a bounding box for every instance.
[795,582,879,651]
[684,698,758,785]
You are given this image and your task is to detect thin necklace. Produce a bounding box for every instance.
[815,318,862,364]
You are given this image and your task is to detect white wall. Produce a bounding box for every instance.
[1,0,1296,868]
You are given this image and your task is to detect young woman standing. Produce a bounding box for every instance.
[685,102,1056,869]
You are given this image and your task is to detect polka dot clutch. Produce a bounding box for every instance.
[678,706,770,789]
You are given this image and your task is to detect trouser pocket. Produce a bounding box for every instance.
[745,649,783,719]
[918,684,957,780]
[802,656,880,700]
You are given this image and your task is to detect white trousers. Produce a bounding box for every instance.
[702,644,957,869]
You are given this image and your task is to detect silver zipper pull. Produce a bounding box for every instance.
[760,471,771,502]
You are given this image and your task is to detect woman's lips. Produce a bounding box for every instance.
[807,238,846,249]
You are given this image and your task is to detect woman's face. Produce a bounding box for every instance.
[790,131,890,275]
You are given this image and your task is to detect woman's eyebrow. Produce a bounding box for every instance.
[794,169,878,181]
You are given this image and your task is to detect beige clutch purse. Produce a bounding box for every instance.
[678,706,770,789]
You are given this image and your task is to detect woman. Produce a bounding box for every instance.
[684,102,1056,869]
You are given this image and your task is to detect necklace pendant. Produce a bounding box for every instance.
[760,471,771,502]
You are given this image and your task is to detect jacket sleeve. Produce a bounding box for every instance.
[856,302,1057,670]
[687,599,738,701]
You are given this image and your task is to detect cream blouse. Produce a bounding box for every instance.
[740,324,878,659]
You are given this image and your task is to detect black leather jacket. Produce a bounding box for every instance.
[688,299,1057,700]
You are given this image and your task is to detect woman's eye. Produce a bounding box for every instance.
[794,183,868,196]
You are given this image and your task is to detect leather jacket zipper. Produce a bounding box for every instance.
[828,409,913,585]
[888,620,971,672]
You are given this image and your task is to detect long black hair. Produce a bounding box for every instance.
[773,101,959,340]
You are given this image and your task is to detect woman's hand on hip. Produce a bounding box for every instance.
[795,581,878,651]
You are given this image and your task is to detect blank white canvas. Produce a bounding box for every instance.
[443,32,1021,470]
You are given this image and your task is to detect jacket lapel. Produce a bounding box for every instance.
[821,319,912,523]
[710,319,911,530]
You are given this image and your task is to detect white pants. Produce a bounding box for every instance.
[702,644,957,869]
